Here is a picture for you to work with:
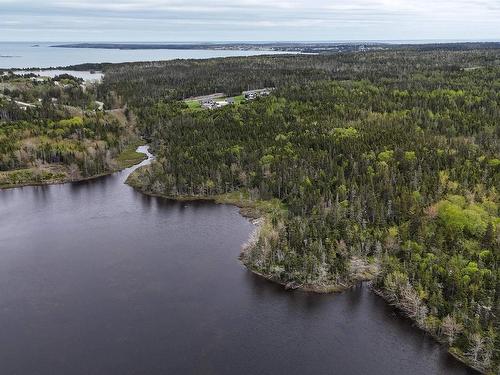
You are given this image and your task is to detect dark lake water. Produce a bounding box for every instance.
[0,147,476,375]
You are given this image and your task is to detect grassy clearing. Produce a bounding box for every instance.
[0,143,147,189]
[211,190,285,218]
[232,95,245,104]
[185,100,201,109]
[0,167,67,189]
[115,145,147,168]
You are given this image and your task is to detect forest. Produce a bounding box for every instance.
[1,46,497,372]
[0,72,143,187]
[106,47,499,373]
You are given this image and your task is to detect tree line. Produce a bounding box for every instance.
[0,74,140,186]
[104,47,498,373]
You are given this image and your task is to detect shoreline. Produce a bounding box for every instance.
[371,287,486,374]
[125,165,378,294]
[0,145,147,190]
[125,165,485,374]
[239,217,375,294]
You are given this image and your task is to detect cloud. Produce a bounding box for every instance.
[1,0,499,41]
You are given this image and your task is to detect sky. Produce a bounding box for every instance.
[1,0,500,42]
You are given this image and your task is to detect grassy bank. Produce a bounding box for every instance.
[114,144,148,169]
[0,143,147,189]
[0,166,68,189]
[127,166,282,218]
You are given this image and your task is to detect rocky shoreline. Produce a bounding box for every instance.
[126,164,379,294]
[240,219,378,293]
[125,164,488,374]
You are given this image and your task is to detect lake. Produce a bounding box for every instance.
[0,42,290,69]
[0,147,476,375]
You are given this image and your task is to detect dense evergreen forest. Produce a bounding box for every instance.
[0,73,143,187]
[2,46,497,372]
[107,48,499,373]
[100,48,499,107]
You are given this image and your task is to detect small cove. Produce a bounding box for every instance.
[0,147,476,375]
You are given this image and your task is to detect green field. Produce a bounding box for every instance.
[185,99,201,109]
[232,95,245,104]
[115,145,147,168]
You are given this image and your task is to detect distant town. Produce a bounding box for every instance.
[52,42,500,54]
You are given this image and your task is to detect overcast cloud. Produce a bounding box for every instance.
[1,0,499,41]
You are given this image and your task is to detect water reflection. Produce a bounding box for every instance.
[70,174,112,192]
[0,147,477,375]
[31,184,51,202]
[136,191,155,211]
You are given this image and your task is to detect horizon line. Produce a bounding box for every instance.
[2,39,500,44]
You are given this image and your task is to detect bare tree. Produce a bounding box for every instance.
[440,315,463,345]
[466,333,484,365]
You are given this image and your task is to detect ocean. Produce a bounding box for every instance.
[0,42,288,69]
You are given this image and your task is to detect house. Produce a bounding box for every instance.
[201,100,216,109]
[14,100,37,110]
[214,100,229,108]
[244,92,257,100]
[243,88,275,101]
[29,76,46,83]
